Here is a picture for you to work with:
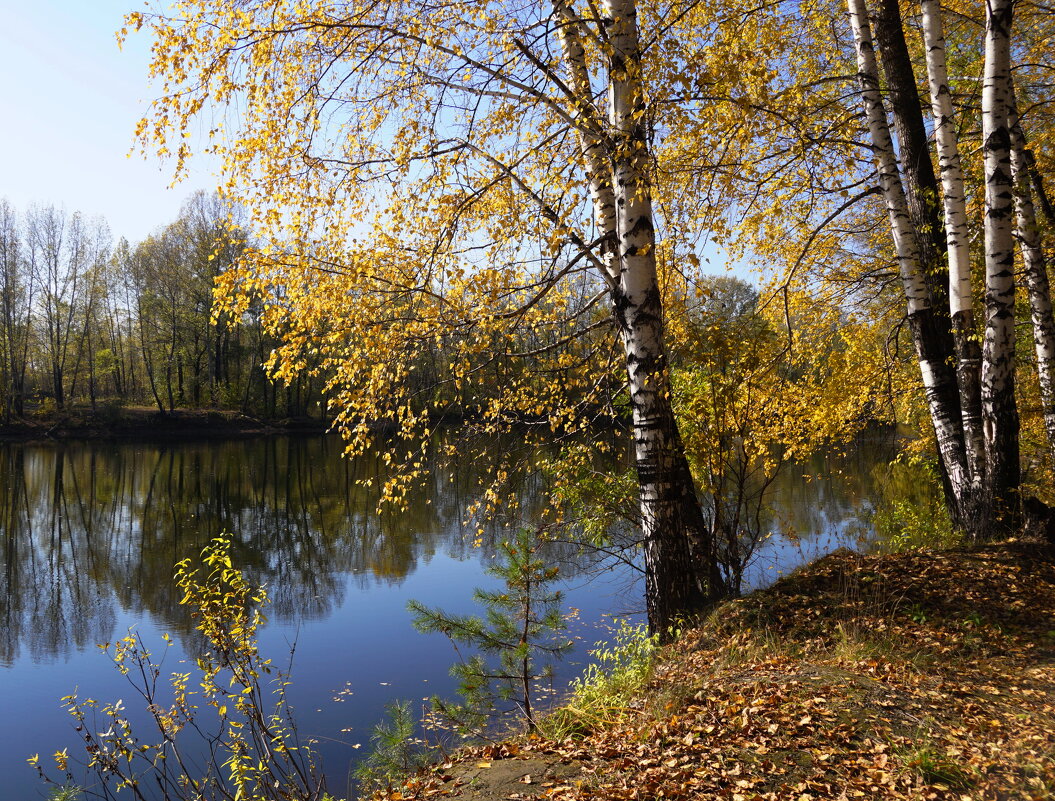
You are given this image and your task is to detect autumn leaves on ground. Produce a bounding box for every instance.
[383,542,1055,801]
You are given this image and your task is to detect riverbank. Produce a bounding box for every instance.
[0,406,330,441]
[0,405,600,442]
[384,541,1055,800]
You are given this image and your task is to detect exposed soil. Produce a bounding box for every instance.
[380,541,1055,801]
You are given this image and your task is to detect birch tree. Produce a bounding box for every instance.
[920,0,984,489]
[979,0,1020,529]
[128,0,729,632]
[846,0,972,512]
[845,0,1053,531]
[1010,99,1055,469]
[659,0,1055,529]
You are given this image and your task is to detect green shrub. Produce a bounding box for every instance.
[869,459,959,552]
[540,619,657,739]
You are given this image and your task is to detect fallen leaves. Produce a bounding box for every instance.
[370,542,1055,801]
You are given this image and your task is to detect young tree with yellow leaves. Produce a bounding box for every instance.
[671,276,889,592]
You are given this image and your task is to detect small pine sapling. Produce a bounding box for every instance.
[408,528,572,735]
[355,699,432,794]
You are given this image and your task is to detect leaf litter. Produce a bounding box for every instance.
[369,541,1055,800]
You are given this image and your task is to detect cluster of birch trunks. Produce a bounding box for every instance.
[848,0,1055,536]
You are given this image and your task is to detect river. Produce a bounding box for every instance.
[0,433,893,799]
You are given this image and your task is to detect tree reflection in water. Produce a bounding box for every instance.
[0,433,896,666]
[0,434,566,665]
[0,432,896,800]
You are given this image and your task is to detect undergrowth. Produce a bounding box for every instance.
[35,535,332,801]
[364,542,1055,801]
[539,620,657,739]
[898,735,976,791]
[355,700,434,796]
[869,458,959,552]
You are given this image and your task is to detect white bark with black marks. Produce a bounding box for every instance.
[920,0,985,488]
[550,0,721,634]
[1009,101,1055,469]
[980,0,1020,528]
[848,0,926,313]
[921,0,972,316]
[847,0,971,500]
[600,0,722,633]
[552,0,619,282]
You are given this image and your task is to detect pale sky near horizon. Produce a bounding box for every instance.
[0,0,216,243]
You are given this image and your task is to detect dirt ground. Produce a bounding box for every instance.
[378,541,1055,801]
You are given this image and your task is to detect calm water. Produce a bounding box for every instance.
[0,434,892,800]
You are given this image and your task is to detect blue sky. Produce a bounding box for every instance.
[0,1,746,279]
[0,1,215,242]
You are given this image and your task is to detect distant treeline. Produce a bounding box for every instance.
[0,191,325,421]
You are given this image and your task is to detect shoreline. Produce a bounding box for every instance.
[0,406,650,444]
[0,407,332,442]
[382,540,1055,801]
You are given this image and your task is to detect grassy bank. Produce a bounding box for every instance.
[383,541,1055,800]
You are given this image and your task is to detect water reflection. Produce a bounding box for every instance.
[0,433,896,665]
[745,436,897,588]
[0,435,549,666]
[0,433,902,800]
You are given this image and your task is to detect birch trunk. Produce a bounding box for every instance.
[1009,101,1055,469]
[920,0,986,491]
[1024,149,1055,226]
[980,0,1021,533]
[847,0,971,506]
[600,0,722,634]
[873,0,949,310]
